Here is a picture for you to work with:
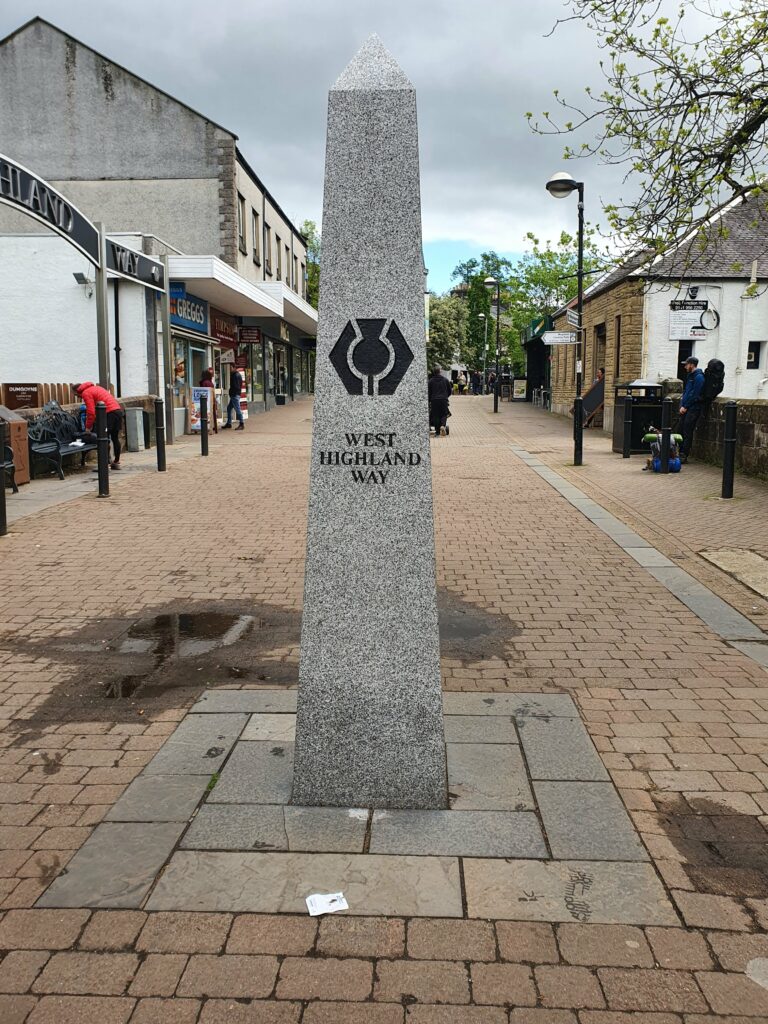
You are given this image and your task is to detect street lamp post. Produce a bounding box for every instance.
[478,313,488,393]
[484,277,501,413]
[546,171,585,466]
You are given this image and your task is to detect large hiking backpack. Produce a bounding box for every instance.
[703,358,725,403]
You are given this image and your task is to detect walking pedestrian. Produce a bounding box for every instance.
[679,356,705,463]
[457,371,467,396]
[223,366,245,430]
[74,382,124,470]
[428,366,452,437]
[471,369,482,395]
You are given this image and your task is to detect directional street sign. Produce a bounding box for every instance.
[542,331,577,346]
[566,308,581,328]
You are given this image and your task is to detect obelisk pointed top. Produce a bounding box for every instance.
[333,34,414,91]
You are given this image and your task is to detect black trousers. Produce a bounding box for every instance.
[430,398,449,430]
[679,405,702,457]
[107,409,123,463]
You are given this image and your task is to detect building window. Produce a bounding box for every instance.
[301,262,307,300]
[237,194,247,254]
[293,256,299,293]
[747,340,763,369]
[285,244,291,287]
[614,315,622,381]
[264,223,272,275]
[251,209,260,264]
[276,235,282,280]
[593,322,606,383]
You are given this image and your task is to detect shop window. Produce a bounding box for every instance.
[747,340,763,369]
[237,194,247,254]
[264,224,272,275]
[251,209,260,265]
[614,315,622,381]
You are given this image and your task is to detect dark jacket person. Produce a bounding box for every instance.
[679,357,705,462]
[428,367,451,436]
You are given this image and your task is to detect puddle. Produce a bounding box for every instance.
[112,613,254,659]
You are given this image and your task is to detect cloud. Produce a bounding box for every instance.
[1,0,628,248]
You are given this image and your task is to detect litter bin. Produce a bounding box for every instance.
[0,406,30,485]
[612,381,664,454]
[124,408,144,453]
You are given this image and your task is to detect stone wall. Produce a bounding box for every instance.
[551,278,645,432]
[692,398,768,480]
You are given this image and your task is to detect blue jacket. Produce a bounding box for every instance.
[682,367,705,407]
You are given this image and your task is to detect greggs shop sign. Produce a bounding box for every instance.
[170,283,208,334]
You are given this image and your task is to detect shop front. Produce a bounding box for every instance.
[170,282,216,435]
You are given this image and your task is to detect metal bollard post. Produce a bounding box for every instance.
[200,391,209,457]
[0,421,7,537]
[96,401,110,497]
[660,397,673,474]
[573,397,584,466]
[154,398,166,472]
[721,400,737,499]
[622,395,633,459]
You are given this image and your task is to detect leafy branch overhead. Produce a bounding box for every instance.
[530,0,768,259]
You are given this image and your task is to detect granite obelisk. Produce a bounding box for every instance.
[292,37,447,809]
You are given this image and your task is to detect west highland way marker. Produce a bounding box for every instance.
[292,36,448,809]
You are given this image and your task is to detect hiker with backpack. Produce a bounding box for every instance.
[678,357,705,463]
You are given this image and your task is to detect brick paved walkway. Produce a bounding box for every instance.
[0,396,766,1020]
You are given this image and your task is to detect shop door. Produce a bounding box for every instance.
[273,344,289,400]
[190,346,207,390]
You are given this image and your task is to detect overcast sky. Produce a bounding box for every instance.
[2,0,622,291]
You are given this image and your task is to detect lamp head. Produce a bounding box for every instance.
[546,171,579,199]
[73,272,88,284]
[483,277,497,289]
[478,313,485,319]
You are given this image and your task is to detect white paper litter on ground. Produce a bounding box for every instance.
[305,892,348,916]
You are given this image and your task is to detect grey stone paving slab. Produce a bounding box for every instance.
[464,858,678,924]
[241,714,296,741]
[285,807,368,852]
[106,774,210,822]
[595,526,653,548]
[624,547,675,568]
[732,641,768,669]
[142,714,247,776]
[181,804,287,851]
[146,851,463,916]
[181,804,368,853]
[207,742,294,804]
[447,743,533,810]
[647,566,765,641]
[534,781,648,861]
[369,809,547,857]
[444,715,518,744]
[517,717,609,782]
[192,690,297,714]
[442,692,578,718]
[37,822,184,909]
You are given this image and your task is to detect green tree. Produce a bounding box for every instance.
[427,293,467,370]
[300,219,321,307]
[530,0,768,262]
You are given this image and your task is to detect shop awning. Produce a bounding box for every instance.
[168,255,283,318]
[257,282,319,336]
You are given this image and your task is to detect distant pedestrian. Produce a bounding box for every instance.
[457,371,467,395]
[471,369,482,395]
[199,367,218,426]
[487,370,496,395]
[428,366,452,437]
[74,382,124,470]
[223,367,245,430]
[679,356,705,462]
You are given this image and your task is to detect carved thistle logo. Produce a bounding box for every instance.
[330,318,413,396]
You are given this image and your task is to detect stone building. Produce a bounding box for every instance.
[0,17,317,426]
[549,196,768,432]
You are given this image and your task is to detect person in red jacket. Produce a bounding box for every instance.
[74,382,124,470]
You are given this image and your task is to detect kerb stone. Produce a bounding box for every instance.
[292,36,447,809]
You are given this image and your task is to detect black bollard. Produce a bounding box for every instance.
[200,390,209,457]
[660,397,673,474]
[0,421,7,538]
[573,396,584,466]
[622,395,633,459]
[721,400,737,499]
[155,398,166,472]
[96,401,110,497]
